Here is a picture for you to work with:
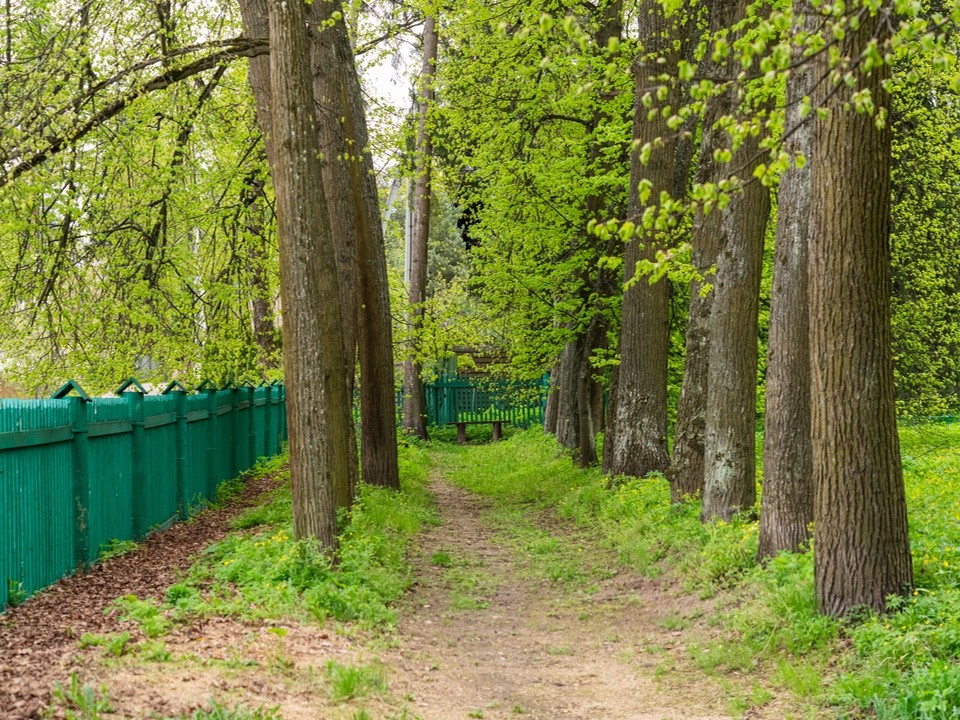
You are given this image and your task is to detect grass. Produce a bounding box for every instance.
[444,558,497,610]
[114,442,437,632]
[324,661,386,701]
[430,423,960,717]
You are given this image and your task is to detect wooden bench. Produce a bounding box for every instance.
[455,420,503,445]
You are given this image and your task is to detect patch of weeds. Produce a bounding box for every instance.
[324,661,386,702]
[431,550,454,567]
[164,444,435,629]
[653,659,675,678]
[660,613,690,631]
[445,562,496,611]
[98,538,139,561]
[78,631,131,657]
[111,595,172,638]
[266,627,294,673]
[138,639,172,662]
[688,639,756,675]
[169,701,282,719]
[727,685,772,719]
[7,578,27,606]
[467,711,484,719]
[487,506,596,585]
[775,659,822,697]
[44,673,112,719]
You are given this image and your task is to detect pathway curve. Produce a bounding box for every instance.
[383,472,736,720]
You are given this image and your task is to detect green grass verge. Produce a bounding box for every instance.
[92,443,435,642]
[161,443,436,628]
[431,424,960,718]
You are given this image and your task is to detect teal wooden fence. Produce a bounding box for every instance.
[422,376,549,427]
[0,378,287,609]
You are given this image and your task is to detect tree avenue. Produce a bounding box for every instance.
[4,0,960,616]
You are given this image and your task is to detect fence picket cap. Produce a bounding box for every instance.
[114,378,148,395]
[51,379,91,402]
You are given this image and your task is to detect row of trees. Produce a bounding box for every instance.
[408,0,950,616]
[1,0,957,617]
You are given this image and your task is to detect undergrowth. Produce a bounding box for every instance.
[104,443,434,638]
[169,442,434,628]
[433,424,960,718]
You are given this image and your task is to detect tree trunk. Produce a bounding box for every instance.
[609,0,679,478]
[668,5,732,503]
[700,141,769,521]
[240,0,360,509]
[554,338,581,451]
[241,171,280,373]
[699,0,771,523]
[312,1,400,490]
[810,8,912,616]
[267,0,352,548]
[602,363,619,475]
[402,14,437,440]
[757,0,815,560]
[577,317,604,467]
[544,361,560,435]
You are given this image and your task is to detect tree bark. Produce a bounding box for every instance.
[401,14,437,440]
[239,0,360,509]
[809,6,913,616]
[609,0,679,478]
[668,4,732,503]
[544,361,560,435]
[241,171,280,373]
[267,0,353,548]
[699,0,771,523]
[311,1,400,490]
[757,0,815,560]
[554,338,582,451]
[700,144,769,521]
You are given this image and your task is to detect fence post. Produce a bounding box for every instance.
[264,383,275,456]
[52,380,93,569]
[198,380,220,500]
[162,381,189,521]
[120,387,145,540]
[228,384,240,479]
[244,384,256,471]
[70,395,90,569]
[278,383,287,443]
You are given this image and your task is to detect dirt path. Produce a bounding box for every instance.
[383,474,740,720]
[8,464,811,719]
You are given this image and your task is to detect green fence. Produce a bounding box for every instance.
[422,377,549,427]
[0,378,287,609]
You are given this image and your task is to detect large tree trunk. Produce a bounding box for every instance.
[757,0,815,560]
[699,0,771,523]
[309,8,359,369]
[667,8,732,503]
[700,144,769,521]
[267,0,352,548]
[401,15,437,440]
[239,0,360,509]
[809,8,912,616]
[609,0,679,478]
[312,2,400,490]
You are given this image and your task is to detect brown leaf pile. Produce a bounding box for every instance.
[0,469,284,719]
